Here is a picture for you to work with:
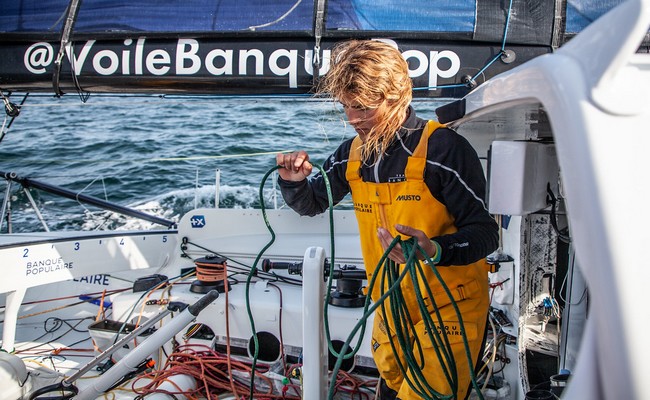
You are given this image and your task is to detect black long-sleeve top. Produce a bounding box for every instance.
[278,107,499,266]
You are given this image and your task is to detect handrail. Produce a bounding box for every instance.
[1,171,176,228]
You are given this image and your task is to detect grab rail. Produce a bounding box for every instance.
[1,171,176,229]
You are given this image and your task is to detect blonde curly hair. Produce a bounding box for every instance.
[318,40,412,163]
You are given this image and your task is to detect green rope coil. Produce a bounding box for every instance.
[245,163,484,400]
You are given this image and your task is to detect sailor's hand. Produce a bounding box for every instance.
[377,224,439,264]
[276,151,313,181]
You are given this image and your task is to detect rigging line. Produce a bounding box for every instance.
[267,282,289,376]
[0,115,7,144]
[3,150,295,165]
[13,316,93,354]
[468,54,504,85]
[412,83,467,91]
[6,93,28,130]
[413,0,515,91]
[244,165,284,399]
[75,176,108,214]
[69,46,91,103]
[327,241,413,399]
[312,0,327,80]
[53,0,84,97]
[17,92,316,101]
[49,6,68,31]
[480,316,499,392]
[248,0,303,30]
[182,240,303,285]
[163,93,315,100]
[330,238,484,400]
[381,254,456,398]
[243,163,337,398]
[9,94,318,111]
[458,0,515,86]
[0,92,27,143]
[0,288,128,310]
[465,0,514,86]
[10,297,97,321]
[501,0,514,50]
[558,269,587,305]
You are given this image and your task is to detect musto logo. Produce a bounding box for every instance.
[395,194,421,201]
[23,39,461,90]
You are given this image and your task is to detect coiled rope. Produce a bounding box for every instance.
[246,163,483,400]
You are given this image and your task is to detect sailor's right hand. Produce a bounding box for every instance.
[276,151,313,181]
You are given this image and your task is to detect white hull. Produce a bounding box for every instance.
[1,0,649,399]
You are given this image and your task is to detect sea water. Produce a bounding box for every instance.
[0,94,447,232]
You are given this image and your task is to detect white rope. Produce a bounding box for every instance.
[248,0,302,30]
[11,150,294,165]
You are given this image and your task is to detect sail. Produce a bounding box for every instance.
[0,0,634,97]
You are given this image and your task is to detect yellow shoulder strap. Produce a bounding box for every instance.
[404,120,445,180]
[345,136,364,182]
[345,120,445,182]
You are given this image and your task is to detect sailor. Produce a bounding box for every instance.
[276,40,498,399]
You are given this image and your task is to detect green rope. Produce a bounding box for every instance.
[244,163,364,398]
[245,164,484,400]
[318,162,368,362]
[244,165,282,398]
[329,237,485,400]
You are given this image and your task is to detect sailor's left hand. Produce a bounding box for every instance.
[377,224,438,264]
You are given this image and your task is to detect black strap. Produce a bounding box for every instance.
[546,183,571,243]
[28,381,78,400]
[52,0,84,97]
[312,0,327,87]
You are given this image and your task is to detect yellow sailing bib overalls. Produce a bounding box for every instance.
[345,121,490,399]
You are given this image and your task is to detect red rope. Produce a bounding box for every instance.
[131,344,376,399]
[132,344,298,399]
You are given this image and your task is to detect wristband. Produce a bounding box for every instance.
[424,240,442,265]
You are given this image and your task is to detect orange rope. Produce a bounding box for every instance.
[132,344,300,399]
[195,260,227,283]
[134,280,170,328]
[0,288,129,309]
[131,343,378,399]
[96,289,107,322]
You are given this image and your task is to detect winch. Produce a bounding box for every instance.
[191,255,232,294]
